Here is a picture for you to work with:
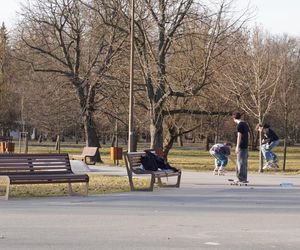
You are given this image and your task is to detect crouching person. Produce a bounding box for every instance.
[209,142,232,175]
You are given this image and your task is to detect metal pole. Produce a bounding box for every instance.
[128,0,135,152]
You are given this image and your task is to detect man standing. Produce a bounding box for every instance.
[233,112,249,183]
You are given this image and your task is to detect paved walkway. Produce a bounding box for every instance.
[1,166,300,250]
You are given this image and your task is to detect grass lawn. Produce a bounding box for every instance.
[0,175,149,198]
[26,141,300,173]
[167,146,300,173]
[92,144,300,173]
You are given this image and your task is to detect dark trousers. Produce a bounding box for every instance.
[236,149,248,182]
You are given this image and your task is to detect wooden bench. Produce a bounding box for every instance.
[0,153,89,200]
[124,152,182,191]
[70,147,99,165]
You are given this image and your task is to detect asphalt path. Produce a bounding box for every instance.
[1,167,300,250]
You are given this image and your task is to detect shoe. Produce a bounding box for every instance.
[213,168,218,175]
[263,162,272,170]
[218,167,225,176]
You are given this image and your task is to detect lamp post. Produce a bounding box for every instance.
[128,0,135,152]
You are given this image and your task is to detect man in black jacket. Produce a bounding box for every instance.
[256,124,280,169]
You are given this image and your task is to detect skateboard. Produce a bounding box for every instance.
[213,169,225,176]
[228,179,249,186]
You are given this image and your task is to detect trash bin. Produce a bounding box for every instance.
[0,142,6,153]
[6,142,15,153]
[110,147,123,161]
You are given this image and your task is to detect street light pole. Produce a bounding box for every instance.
[128,0,135,152]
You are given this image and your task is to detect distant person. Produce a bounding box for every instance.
[233,112,249,183]
[256,124,280,169]
[209,142,232,175]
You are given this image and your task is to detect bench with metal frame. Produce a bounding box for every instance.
[70,147,99,165]
[124,151,181,191]
[0,153,89,200]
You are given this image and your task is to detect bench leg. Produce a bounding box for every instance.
[157,177,163,187]
[156,171,182,188]
[127,172,155,192]
[127,172,135,191]
[85,182,89,196]
[0,176,10,200]
[175,171,182,188]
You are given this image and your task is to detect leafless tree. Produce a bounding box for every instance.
[0,23,19,135]
[218,28,284,172]
[276,36,300,171]
[15,0,125,161]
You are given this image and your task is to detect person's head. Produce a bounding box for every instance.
[256,123,270,132]
[233,111,242,124]
[224,142,232,148]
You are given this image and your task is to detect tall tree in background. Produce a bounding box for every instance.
[219,28,284,172]
[0,23,19,135]
[276,37,300,171]
[15,0,125,161]
[97,0,248,154]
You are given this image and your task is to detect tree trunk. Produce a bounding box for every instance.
[283,107,288,171]
[259,131,263,173]
[150,108,164,150]
[205,134,210,151]
[83,113,102,163]
[177,128,183,147]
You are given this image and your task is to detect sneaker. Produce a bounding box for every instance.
[218,167,225,176]
[213,168,218,175]
[263,162,272,170]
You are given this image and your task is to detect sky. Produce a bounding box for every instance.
[237,0,300,37]
[0,0,22,30]
[0,0,300,37]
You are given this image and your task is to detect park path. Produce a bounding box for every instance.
[1,165,300,249]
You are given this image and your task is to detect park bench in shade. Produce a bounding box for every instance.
[0,153,89,200]
[70,147,99,165]
[124,151,181,191]
[0,136,12,142]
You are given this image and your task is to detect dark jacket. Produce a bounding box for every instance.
[262,127,279,144]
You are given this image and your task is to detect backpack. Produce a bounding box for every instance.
[141,151,178,172]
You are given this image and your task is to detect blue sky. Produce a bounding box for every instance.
[1,0,300,37]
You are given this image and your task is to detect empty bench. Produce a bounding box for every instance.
[0,153,89,200]
[124,152,181,191]
[70,147,99,165]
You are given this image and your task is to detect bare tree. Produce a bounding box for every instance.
[276,36,300,171]
[219,28,284,172]
[0,23,19,135]
[15,0,125,161]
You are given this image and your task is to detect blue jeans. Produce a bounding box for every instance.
[261,140,279,162]
[237,149,248,182]
[210,152,228,168]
